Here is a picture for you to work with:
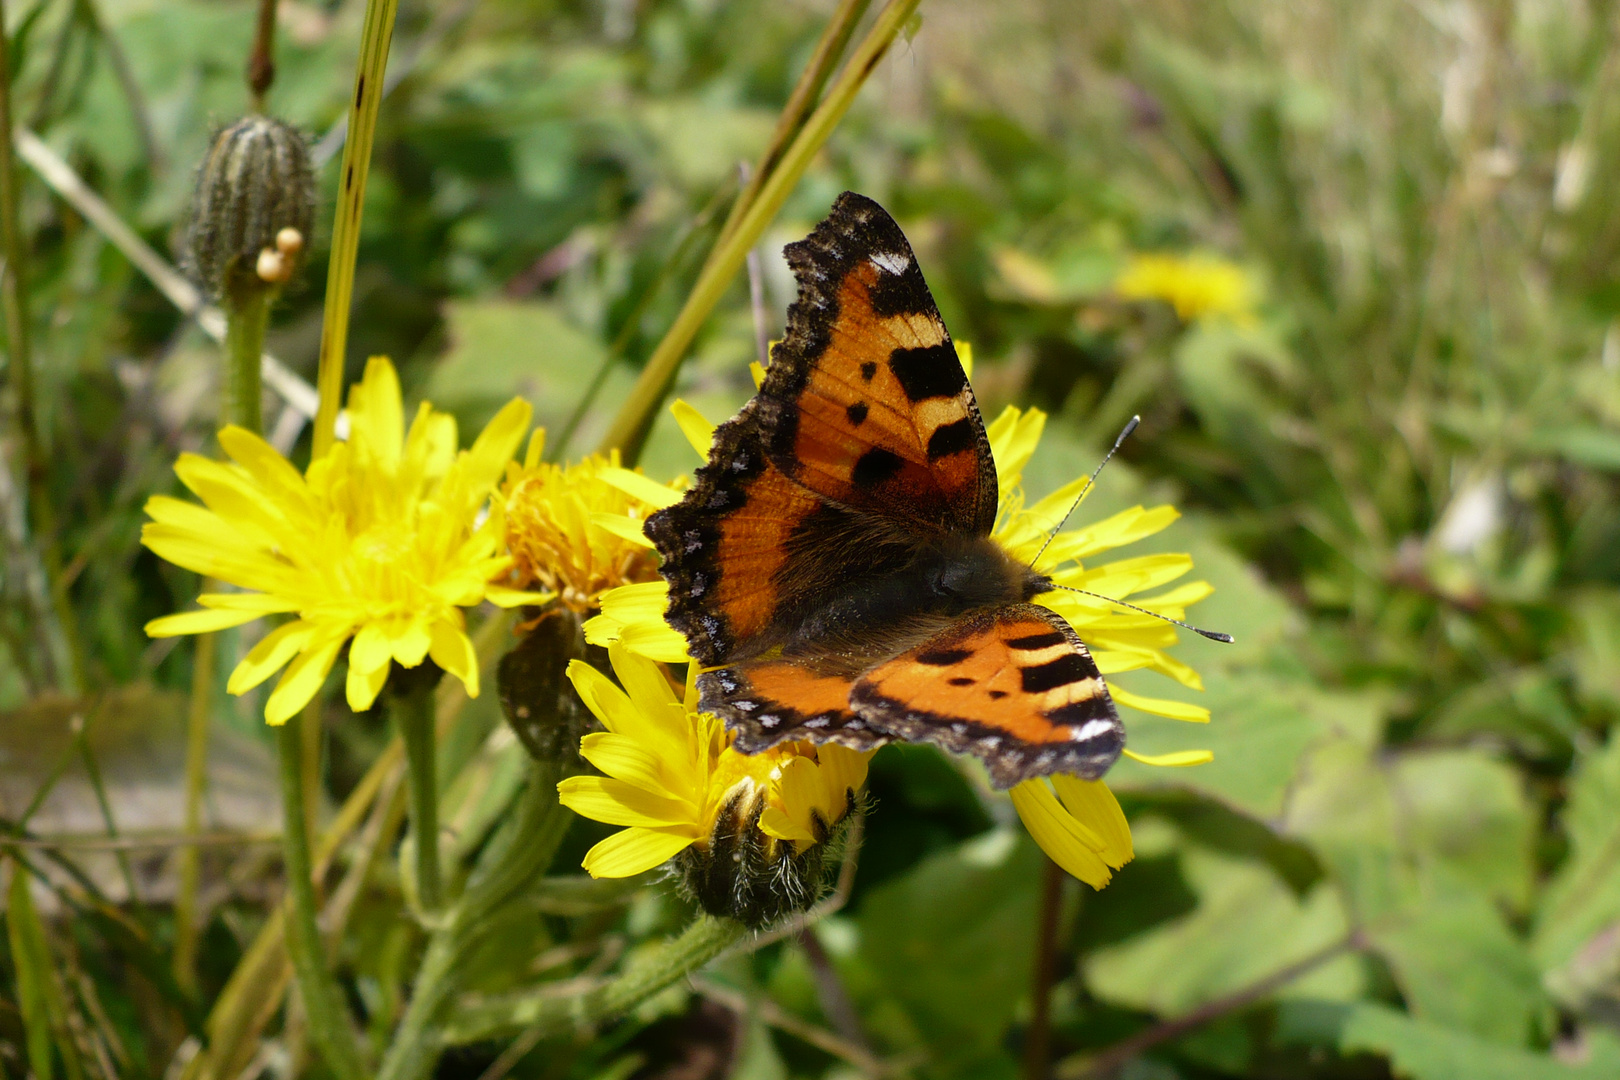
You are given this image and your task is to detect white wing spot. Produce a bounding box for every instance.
[1074,719,1115,742]
[868,251,910,276]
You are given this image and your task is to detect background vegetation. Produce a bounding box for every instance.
[4,0,1620,1077]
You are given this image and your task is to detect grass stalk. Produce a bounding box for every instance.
[713,0,871,253]
[597,0,920,464]
[312,0,400,458]
[275,709,368,1080]
[173,632,215,992]
[0,0,80,692]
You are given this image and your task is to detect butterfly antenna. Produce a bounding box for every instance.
[1029,415,1140,570]
[1048,583,1234,642]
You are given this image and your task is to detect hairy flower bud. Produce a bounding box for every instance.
[185,116,315,303]
[676,784,863,928]
[498,606,592,769]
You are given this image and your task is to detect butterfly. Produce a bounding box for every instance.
[644,192,1122,789]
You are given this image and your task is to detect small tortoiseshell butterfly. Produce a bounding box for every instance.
[645,192,1122,788]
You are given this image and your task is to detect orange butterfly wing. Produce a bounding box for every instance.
[700,657,890,753]
[755,192,997,536]
[850,604,1123,789]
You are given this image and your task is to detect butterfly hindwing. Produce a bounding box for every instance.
[699,658,891,753]
[756,192,997,536]
[849,603,1123,789]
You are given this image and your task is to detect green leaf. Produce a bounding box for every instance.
[1527,426,1620,471]
[1109,670,1379,820]
[1534,733,1620,1007]
[1389,750,1535,913]
[1085,845,1360,1014]
[1366,875,1547,1044]
[858,829,1040,1065]
[1278,1001,1619,1080]
[426,299,625,438]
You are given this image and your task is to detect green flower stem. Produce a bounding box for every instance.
[377,762,574,1080]
[313,0,399,458]
[441,914,749,1046]
[276,712,368,1080]
[223,282,269,432]
[596,0,922,465]
[393,672,443,913]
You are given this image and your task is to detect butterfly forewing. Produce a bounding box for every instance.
[756,192,997,535]
[850,604,1124,788]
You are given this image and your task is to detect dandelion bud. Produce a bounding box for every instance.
[185,116,315,304]
[498,607,591,768]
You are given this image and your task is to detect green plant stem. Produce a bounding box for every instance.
[393,674,443,913]
[712,0,870,254]
[174,632,215,992]
[313,0,400,458]
[223,283,269,432]
[596,0,921,464]
[275,713,368,1080]
[0,0,80,693]
[443,915,749,1045]
[377,762,573,1080]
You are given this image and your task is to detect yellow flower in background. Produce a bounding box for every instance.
[584,397,1216,888]
[1114,251,1256,324]
[500,433,668,615]
[558,643,871,881]
[142,357,547,724]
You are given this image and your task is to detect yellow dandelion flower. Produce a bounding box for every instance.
[142,356,549,724]
[499,432,671,615]
[582,398,1215,889]
[1114,251,1256,324]
[558,643,870,923]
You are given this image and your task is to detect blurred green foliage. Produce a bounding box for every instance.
[5,0,1620,1078]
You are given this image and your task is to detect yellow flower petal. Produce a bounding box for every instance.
[462,397,533,490]
[558,776,694,828]
[349,357,405,469]
[484,585,556,607]
[390,619,433,668]
[1010,780,1114,889]
[196,592,302,613]
[428,618,479,697]
[145,607,266,637]
[760,804,816,844]
[597,467,682,511]
[579,826,695,878]
[671,400,716,458]
[227,620,315,694]
[579,732,683,798]
[264,634,346,726]
[349,622,393,676]
[346,652,390,712]
[1123,748,1214,767]
[1108,685,1210,723]
[1050,775,1133,868]
[591,512,655,548]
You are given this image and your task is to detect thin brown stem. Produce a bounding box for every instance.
[798,926,869,1052]
[1055,933,1364,1079]
[1024,856,1066,1080]
[693,976,900,1078]
[247,0,279,109]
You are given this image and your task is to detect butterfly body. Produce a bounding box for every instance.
[646,193,1124,788]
